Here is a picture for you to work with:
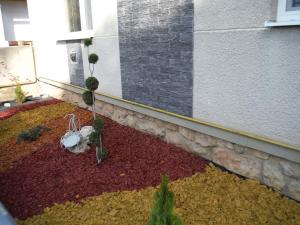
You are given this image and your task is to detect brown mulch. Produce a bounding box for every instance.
[0,117,207,220]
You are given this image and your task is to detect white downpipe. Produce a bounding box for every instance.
[0,4,8,47]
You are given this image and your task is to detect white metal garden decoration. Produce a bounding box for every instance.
[60,114,81,150]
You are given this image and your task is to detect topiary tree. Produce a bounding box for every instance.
[148,175,182,225]
[83,37,99,120]
[83,37,108,164]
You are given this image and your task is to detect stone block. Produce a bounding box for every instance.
[135,118,166,138]
[263,158,285,190]
[217,139,234,149]
[286,179,300,201]
[95,101,105,111]
[189,142,212,160]
[194,133,217,147]
[233,144,248,154]
[165,130,187,149]
[280,160,300,179]
[102,104,114,118]
[163,121,178,131]
[125,114,137,127]
[112,108,129,123]
[245,148,270,160]
[179,127,195,141]
[212,147,262,179]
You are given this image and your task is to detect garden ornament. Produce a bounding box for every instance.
[60,114,82,150]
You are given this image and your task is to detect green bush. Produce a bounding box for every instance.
[15,83,26,104]
[82,91,94,106]
[84,38,93,47]
[88,53,99,64]
[148,175,182,225]
[85,77,99,91]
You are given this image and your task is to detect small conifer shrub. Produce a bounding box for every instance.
[16,125,50,144]
[15,83,26,104]
[148,175,182,225]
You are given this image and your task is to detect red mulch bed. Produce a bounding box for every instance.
[0,117,207,220]
[0,98,62,120]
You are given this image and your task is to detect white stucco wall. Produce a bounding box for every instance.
[26,0,70,83]
[0,0,30,41]
[193,0,300,147]
[26,0,300,148]
[86,0,122,98]
[0,45,35,85]
[26,0,122,97]
[0,4,6,45]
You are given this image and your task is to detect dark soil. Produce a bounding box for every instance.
[0,117,207,220]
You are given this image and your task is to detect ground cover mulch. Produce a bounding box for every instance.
[0,102,76,145]
[0,107,92,173]
[19,165,300,225]
[0,98,62,120]
[1,101,299,225]
[0,116,207,220]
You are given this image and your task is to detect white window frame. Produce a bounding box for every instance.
[57,0,93,41]
[265,0,300,27]
[277,0,300,21]
[78,0,93,32]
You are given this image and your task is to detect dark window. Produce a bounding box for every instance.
[293,0,300,7]
[67,0,81,32]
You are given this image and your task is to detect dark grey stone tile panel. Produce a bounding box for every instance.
[117,0,193,117]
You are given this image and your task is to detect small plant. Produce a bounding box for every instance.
[148,175,182,225]
[15,83,26,104]
[89,117,108,164]
[16,125,50,144]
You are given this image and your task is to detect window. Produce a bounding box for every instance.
[277,0,300,22]
[66,0,92,32]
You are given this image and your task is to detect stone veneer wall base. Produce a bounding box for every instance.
[40,83,300,202]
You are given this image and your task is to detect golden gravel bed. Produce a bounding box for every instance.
[0,102,76,146]
[0,108,92,173]
[19,165,300,225]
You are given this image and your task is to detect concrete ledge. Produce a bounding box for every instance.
[38,77,300,163]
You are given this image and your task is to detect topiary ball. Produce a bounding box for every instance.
[82,91,94,106]
[93,117,104,133]
[85,77,99,91]
[88,53,99,64]
[84,38,92,47]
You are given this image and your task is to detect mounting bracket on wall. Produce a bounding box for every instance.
[69,50,78,64]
